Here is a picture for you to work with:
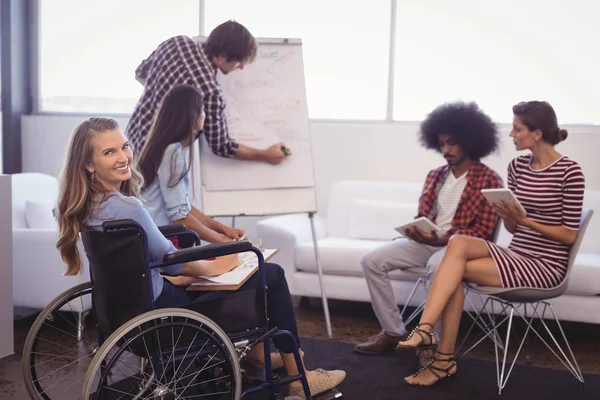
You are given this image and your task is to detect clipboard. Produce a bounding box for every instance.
[186,248,280,291]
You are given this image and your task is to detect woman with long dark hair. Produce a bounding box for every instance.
[137,84,243,243]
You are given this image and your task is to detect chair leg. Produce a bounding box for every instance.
[474,298,586,394]
[399,278,427,326]
[463,292,505,351]
[527,303,586,388]
[457,295,510,359]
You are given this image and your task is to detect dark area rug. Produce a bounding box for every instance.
[250,337,600,400]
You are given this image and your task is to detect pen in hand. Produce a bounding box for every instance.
[238,232,248,241]
[280,145,291,156]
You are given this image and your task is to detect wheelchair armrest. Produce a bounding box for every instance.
[102,219,137,231]
[162,240,252,266]
[158,224,187,235]
[158,224,201,246]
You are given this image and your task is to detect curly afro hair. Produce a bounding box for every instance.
[419,101,499,160]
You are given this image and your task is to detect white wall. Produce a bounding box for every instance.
[0,175,14,358]
[21,115,600,236]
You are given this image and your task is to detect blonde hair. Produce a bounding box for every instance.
[56,117,144,275]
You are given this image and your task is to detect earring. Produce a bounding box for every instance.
[90,172,95,184]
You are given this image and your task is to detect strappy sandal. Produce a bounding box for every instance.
[396,322,436,350]
[404,350,457,387]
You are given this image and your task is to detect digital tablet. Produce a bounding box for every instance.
[394,217,440,237]
[481,188,526,213]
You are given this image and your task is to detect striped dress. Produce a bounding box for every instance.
[486,154,585,288]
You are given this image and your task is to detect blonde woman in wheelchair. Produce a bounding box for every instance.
[55,116,345,398]
[395,101,585,387]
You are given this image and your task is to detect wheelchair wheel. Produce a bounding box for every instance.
[22,282,97,400]
[81,308,242,400]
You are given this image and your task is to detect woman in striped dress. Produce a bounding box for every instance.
[395,101,586,387]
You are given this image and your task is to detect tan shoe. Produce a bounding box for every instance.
[354,331,402,354]
[288,368,346,399]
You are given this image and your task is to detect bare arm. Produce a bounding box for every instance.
[188,206,244,241]
[502,215,518,234]
[493,201,577,245]
[233,143,287,165]
[173,213,231,243]
[189,206,226,233]
[179,254,240,277]
[519,218,577,246]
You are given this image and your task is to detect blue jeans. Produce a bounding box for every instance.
[154,262,300,353]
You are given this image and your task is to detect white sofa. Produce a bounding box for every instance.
[257,180,600,325]
[12,173,90,311]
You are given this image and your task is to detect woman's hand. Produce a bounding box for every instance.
[179,253,243,278]
[491,200,526,223]
[163,275,202,287]
[221,227,245,241]
[213,254,243,273]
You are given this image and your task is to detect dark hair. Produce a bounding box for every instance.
[205,20,257,63]
[137,85,204,190]
[419,101,499,160]
[512,101,568,145]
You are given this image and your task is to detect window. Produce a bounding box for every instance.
[204,0,392,120]
[39,0,200,113]
[393,0,600,124]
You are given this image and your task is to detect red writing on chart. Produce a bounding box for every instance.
[227,68,283,103]
[262,116,288,130]
[230,131,262,142]
[226,116,241,127]
[261,99,301,114]
[233,79,277,90]
[272,52,294,67]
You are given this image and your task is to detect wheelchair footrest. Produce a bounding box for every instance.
[312,388,343,400]
[284,389,342,400]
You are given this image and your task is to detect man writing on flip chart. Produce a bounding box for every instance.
[355,101,504,367]
[126,20,290,165]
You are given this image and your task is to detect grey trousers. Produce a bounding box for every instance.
[361,238,447,336]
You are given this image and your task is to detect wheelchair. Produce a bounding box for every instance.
[22,219,314,400]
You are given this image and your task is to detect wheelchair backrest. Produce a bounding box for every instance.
[81,220,154,337]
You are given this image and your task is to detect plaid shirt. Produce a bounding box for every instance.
[417,161,504,240]
[125,35,238,156]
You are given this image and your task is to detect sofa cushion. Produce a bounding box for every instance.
[347,200,416,241]
[579,194,600,253]
[25,201,57,229]
[326,181,423,237]
[12,173,60,229]
[294,237,421,282]
[566,252,600,296]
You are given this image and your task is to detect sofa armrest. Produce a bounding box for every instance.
[256,214,326,290]
[13,229,90,310]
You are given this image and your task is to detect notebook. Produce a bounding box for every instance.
[186,248,279,291]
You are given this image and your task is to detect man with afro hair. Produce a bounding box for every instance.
[355,101,504,365]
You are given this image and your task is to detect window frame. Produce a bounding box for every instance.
[29,0,600,126]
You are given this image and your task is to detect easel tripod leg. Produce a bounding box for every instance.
[309,212,333,338]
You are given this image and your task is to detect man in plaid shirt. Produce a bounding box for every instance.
[355,102,504,364]
[126,20,287,164]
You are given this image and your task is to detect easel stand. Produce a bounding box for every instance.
[308,211,333,338]
[230,212,333,339]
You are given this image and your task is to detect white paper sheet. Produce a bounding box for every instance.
[191,249,278,286]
